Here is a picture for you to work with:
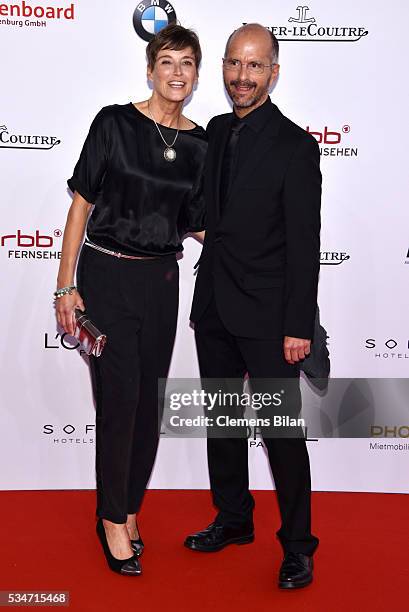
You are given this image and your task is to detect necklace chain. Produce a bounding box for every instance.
[147,101,180,148]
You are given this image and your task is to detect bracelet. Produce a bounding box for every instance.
[54,285,77,299]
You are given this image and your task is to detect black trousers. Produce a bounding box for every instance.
[194,294,319,556]
[77,245,179,524]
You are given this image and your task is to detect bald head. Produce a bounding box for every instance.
[225,23,279,64]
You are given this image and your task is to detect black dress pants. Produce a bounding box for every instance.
[77,245,179,524]
[194,294,319,556]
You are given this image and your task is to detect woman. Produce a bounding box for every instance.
[55,24,206,576]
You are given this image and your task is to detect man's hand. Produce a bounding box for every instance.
[284,336,311,365]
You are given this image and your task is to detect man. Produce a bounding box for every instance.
[184,23,321,589]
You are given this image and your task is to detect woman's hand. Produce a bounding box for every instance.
[56,290,85,336]
[191,230,205,243]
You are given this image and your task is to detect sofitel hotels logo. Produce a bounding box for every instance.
[43,423,95,445]
[0,1,75,28]
[248,5,368,43]
[365,338,409,360]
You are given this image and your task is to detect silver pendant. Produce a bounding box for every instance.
[164,147,176,162]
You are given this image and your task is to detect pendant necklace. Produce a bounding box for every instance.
[148,101,180,162]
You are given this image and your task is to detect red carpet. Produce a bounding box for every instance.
[0,490,406,611]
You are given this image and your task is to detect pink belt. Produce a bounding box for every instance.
[84,240,159,260]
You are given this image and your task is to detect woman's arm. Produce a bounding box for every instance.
[55,191,92,335]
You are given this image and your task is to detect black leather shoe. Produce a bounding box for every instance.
[184,522,254,552]
[278,552,313,589]
[130,537,144,556]
[96,519,142,576]
[130,521,144,557]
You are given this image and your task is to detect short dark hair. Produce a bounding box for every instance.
[225,25,279,64]
[146,24,202,70]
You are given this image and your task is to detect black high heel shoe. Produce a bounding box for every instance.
[96,518,142,576]
[130,521,144,557]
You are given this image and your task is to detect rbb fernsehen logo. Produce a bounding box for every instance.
[133,1,177,42]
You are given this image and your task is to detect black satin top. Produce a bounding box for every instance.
[67,103,207,256]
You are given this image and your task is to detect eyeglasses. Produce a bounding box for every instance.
[222,58,276,75]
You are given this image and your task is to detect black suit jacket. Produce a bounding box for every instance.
[190,101,321,340]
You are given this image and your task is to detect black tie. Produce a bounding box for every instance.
[219,118,245,214]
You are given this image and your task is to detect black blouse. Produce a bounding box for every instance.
[67,103,207,256]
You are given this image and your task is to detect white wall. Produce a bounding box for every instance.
[0,0,408,493]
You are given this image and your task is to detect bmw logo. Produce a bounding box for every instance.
[133,1,177,42]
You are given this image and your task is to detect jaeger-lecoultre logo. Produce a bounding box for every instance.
[0,124,60,150]
[245,5,369,43]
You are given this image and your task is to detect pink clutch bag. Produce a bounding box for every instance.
[74,309,107,357]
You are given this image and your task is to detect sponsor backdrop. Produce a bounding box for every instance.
[1,0,408,494]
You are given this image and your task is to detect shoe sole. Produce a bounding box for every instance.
[184,534,255,552]
[278,576,313,589]
[120,568,142,576]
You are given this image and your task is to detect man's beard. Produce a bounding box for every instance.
[226,79,268,109]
